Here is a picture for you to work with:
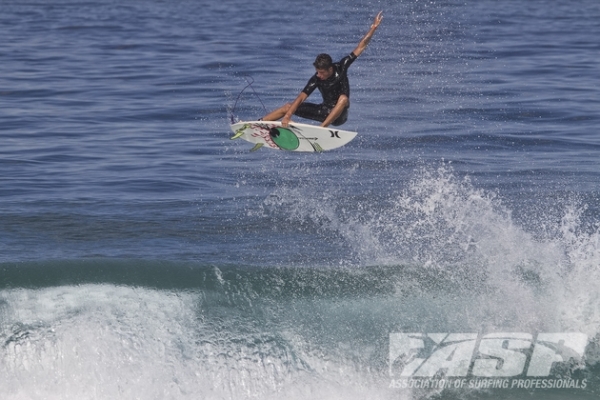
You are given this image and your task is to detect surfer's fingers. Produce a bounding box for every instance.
[373,11,383,26]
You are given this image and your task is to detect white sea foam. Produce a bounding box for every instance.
[267,164,600,338]
[0,284,401,400]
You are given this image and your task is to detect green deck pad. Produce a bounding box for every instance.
[269,127,300,150]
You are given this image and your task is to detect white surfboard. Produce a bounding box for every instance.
[230,121,357,152]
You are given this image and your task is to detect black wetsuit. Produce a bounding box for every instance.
[295,52,357,126]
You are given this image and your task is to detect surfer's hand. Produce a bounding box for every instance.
[372,11,383,29]
[282,115,291,127]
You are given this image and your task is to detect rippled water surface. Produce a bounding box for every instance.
[1,0,600,399]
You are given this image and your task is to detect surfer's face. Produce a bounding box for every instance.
[315,67,334,80]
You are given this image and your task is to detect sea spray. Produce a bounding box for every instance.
[264,163,600,338]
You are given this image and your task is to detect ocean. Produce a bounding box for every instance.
[1,0,599,399]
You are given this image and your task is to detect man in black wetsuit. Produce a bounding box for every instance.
[261,12,383,128]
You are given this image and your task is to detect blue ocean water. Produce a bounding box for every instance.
[1,0,600,398]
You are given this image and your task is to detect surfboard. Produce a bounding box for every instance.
[230,121,357,152]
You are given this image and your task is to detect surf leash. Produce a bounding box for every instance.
[230,76,267,124]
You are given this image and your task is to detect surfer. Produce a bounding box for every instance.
[261,11,383,127]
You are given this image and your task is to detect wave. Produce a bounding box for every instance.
[2,166,600,399]
[0,262,412,399]
[1,261,599,399]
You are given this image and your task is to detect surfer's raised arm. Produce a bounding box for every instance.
[352,11,383,57]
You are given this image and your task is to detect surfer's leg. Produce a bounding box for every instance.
[294,102,327,123]
[323,95,349,127]
[261,103,293,121]
[331,108,348,126]
[295,102,348,126]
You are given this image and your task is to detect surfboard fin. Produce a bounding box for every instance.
[249,143,264,152]
[311,142,323,153]
[230,124,249,140]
